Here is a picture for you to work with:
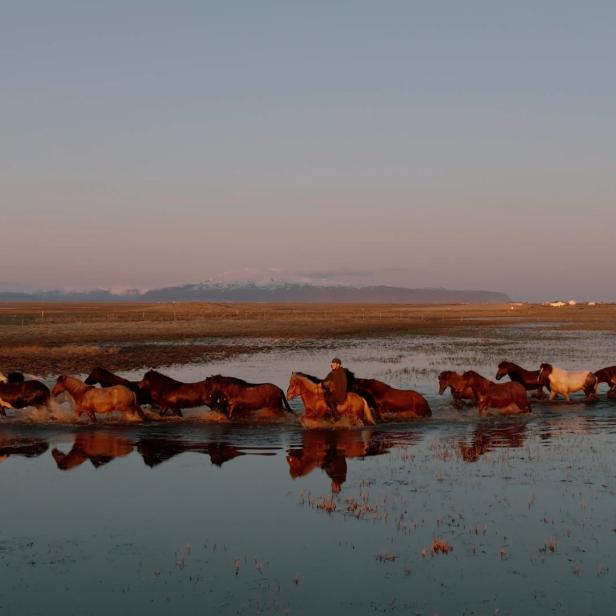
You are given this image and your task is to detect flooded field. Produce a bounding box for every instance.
[2,324,616,614]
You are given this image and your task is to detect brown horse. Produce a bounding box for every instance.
[470,377,532,415]
[286,372,376,426]
[438,370,482,408]
[594,366,616,397]
[85,367,153,406]
[52,433,134,470]
[52,375,144,422]
[0,374,51,416]
[354,378,431,418]
[495,361,547,399]
[204,375,293,419]
[138,370,213,417]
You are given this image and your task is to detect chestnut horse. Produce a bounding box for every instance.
[538,364,598,402]
[495,361,547,399]
[52,375,145,422]
[438,370,491,408]
[138,370,213,417]
[594,366,616,397]
[0,374,51,416]
[469,377,531,415]
[85,367,153,406]
[286,372,376,425]
[203,375,293,419]
[354,378,431,418]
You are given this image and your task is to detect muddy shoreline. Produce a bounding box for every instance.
[0,301,613,376]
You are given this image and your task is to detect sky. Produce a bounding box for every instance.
[1,1,615,301]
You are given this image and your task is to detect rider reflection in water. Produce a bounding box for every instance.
[322,358,349,419]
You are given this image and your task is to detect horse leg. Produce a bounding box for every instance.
[173,408,183,417]
[533,388,546,400]
[133,404,146,420]
[88,410,97,423]
[549,391,557,401]
[0,405,6,417]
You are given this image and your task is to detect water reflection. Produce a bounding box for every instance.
[0,436,48,462]
[457,422,527,462]
[287,429,396,492]
[136,437,261,468]
[52,433,133,470]
[38,429,280,471]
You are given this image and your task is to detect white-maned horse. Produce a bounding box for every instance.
[538,363,598,402]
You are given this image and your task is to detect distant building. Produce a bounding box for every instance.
[547,301,567,307]
[568,300,577,306]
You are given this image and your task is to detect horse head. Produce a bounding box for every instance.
[286,373,301,400]
[438,371,454,394]
[538,363,552,385]
[84,368,101,385]
[495,361,511,381]
[51,375,67,397]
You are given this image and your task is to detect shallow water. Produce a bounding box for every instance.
[2,327,616,614]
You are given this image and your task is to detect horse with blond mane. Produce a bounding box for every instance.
[52,375,145,422]
[286,372,376,426]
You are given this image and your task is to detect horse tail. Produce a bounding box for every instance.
[362,397,377,426]
[280,391,294,414]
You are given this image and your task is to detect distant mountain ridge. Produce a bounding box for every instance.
[0,281,511,304]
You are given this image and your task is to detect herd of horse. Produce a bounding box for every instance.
[0,360,615,426]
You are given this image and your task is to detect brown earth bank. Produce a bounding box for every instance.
[0,301,613,376]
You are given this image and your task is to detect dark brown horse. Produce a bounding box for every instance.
[0,375,51,416]
[85,367,153,406]
[469,376,531,415]
[354,378,431,418]
[594,366,616,397]
[138,370,213,417]
[204,375,293,419]
[495,361,547,399]
[438,370,486,408]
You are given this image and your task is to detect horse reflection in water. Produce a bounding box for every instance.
[457,422,527,462]
[51,431,275,470]
[136,437,260,467]
[0,436,49,464]
[52,432,134,470]
[286,430,394,493]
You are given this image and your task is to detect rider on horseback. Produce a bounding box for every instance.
[322,357,349,418]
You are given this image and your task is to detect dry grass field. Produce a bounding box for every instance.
[0,301,613,376]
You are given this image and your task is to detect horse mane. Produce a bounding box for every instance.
[294,372,321,384]
[344,369,356,388]
[209,374,251,386]
[144,369,182,384]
